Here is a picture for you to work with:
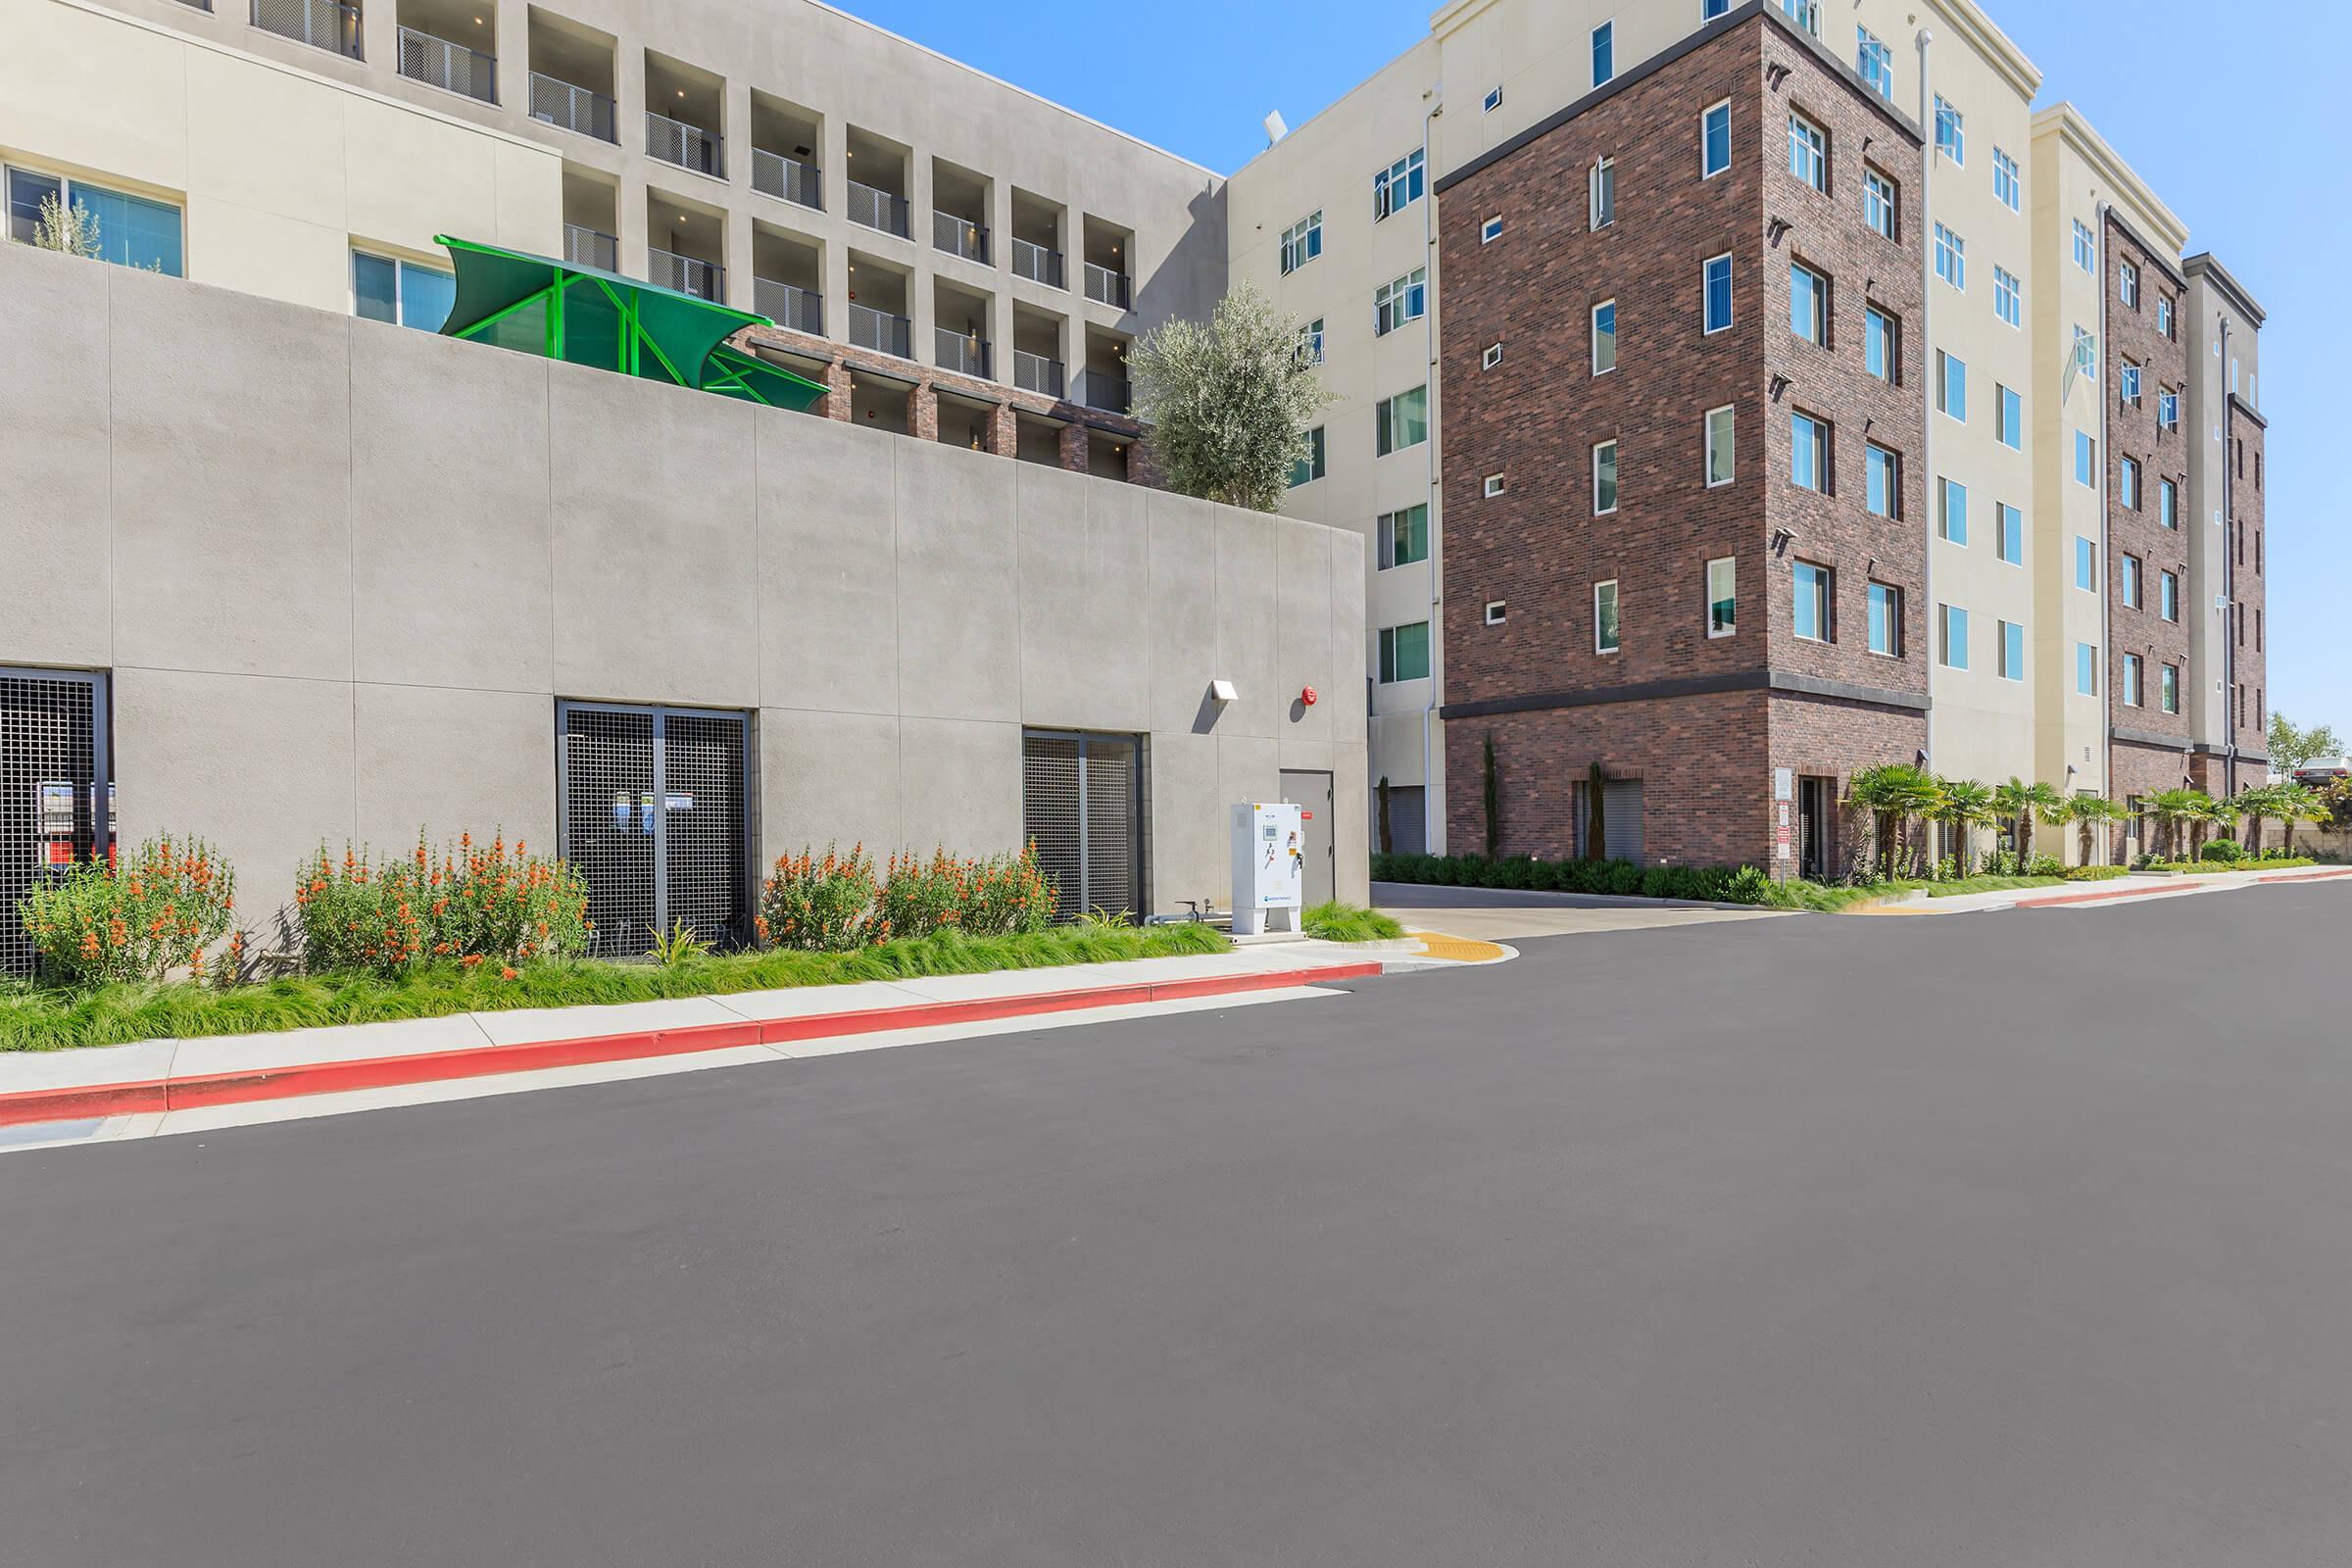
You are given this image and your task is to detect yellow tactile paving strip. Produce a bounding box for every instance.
[1405,930,1511,962]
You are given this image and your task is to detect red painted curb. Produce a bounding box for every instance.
[0,962,1383,1130]
[2014,868,2352,909]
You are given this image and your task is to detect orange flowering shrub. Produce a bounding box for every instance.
[294,831,590,976]
[758,844,879,952]
[760,842,1057,952]
[17,836,239,989]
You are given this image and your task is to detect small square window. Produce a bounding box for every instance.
[1483,472,1507,499]
[1483,342,1503,370]
[1481,215,1504,244]
[1484,600,1506,625]
[1483,85,1503,114]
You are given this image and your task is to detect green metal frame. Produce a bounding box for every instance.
[433,235,826,412]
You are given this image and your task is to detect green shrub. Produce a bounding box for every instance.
[2063,864,2130,881]
[1301,902,1406,942]
[759,844,881,952]
[295,833,590,976]
[1605,860,1643,897]
[18,836,240,989]
[2200,837,2243,863]
[1722,866,1774,905]
[2025,853,2066,878]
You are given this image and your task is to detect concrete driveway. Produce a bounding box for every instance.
[1375,878,1788,942]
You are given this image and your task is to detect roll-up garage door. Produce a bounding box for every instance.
[1602,780,1645,863]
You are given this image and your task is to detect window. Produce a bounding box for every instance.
[1703,255,1734,332]
[1790,411,1828,492]
[1788,114,1827,192]
[2119,260,2139,309]
[1863,167,1897,239]
[1592,299,1617,373]
[2160,569,2179,621]
[1784,0,1821,36]
[2155,295,2174,337]
[1702,101,1733,177]
[2070,324,2097,386]
[1794,563,1833,642]
[1938,604,1968,669]
[2161,663,2180,713]
[1375,386,1428,457]
[1704,0,1732,16]
[1934,95,1964,165]
[2120,553,2141,609]
[1993,147,2021,212]
[6,168,184,276]
[1937,350,1966,420]
[1589,157,1616,229]
[1865,442,1898,517]
[353,250,456,331]
[1708,557,1737,637]
[1706,405,1736,487]
[1374,267,1427,336]
[1999,620,2026,682]
[1482,342,1503,371]
[1373,150,1425,221]
[1297,318,1325,366]
[1868,582,1901,657]
[1484,85,1503,114]
[1594,580,1621,655]
[1934,223,1965,290]
[1378,621,1431,683]
[2158,386,2180,431]
[1483,472,1507,499]
[1592,439,1619,514]
[1937,476,1968,544]
[1997,384,2022,449]
[2120,360,2141,407]
[1290,425,1326,487]
[1481,215,1504,244]
[1857,26,1893,98]
[1279,212,1323,274]
[1789,262,1828,345]
[2075,535,2097,591]
[1485,600,1507,625]
[2159,476,2178,528]
[2119,455,2139,510]
[1378,505,1429,569]
[1592,20,1614,85]
[2122,653,2142,707]
[2072,218,2095,272]
[1993,265,2021,327]
[2075,429,2096,489]
[1865,305,1897,382]
[1998,504,2024,566]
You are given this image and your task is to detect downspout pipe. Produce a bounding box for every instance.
[1420,85,1444,854]
[1916,28,1936,775]
[2097,201,2114,832]
[2219,313,2236,800]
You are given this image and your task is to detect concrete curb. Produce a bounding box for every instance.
[0,963,1383,1131]
[2011,866,2352,909]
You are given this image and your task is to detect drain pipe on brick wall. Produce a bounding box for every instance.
[1916,27,1936,775]
[1420,83,1445,854]
[2097,199,2115,818]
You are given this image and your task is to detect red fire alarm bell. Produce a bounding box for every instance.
[1299,686,1318,707]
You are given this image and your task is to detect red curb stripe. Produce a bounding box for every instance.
[2015,868,2352,909]
[0,962,1383,1130]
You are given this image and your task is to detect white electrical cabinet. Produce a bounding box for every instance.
[1231,801,1305,935]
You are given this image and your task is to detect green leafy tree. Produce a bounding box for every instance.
[2067,795,2125,866]
[1991,777,2066,863]
[1128,281,1336,513]
[2266,713,2342,778]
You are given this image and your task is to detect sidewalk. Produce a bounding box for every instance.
[0,942,1400,1134]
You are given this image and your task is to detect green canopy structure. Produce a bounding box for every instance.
[433,235,828,412]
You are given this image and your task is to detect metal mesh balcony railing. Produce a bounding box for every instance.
[1011,237,1063,288]
[563,223,618,272]
[754,278,823,335]
[1078,369,1131,415]
[251,0,362,59]
[751,151,822,211]
[1083,262,1132,310]
[529,72,615,142]
[846,180,910,238]
[1012,349,1064,399]
[647,111,723,178]
[649,248,724,303]
[848,302,911,359]
[934,328,991,380]
[932,211,990,264]
[397,26,496,103]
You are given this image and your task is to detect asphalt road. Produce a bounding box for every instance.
[5,885,2349,1566]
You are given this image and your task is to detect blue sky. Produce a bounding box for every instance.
[851,0,2343,740]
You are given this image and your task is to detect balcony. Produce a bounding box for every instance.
[649,248,723,303]
[935,327,991,380]
[563,222,618,272]
[1078,369,1130,415]
[398,25,495,102]
[1011,237,1063,289]
[1011,349,1064,400]
[847,180,910,239]
[933,210,989,265]
[849,302,911,360]
[1083,262,1131,311]
[647,111,723,179]
[529,73,615,142]
[755,278,823,335]
[252,0,362,59]
[752,151,822,211]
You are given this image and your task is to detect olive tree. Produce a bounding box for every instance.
[1128,282,1334,514]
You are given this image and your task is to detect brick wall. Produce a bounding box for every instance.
[2230,405,2267,762]
[2104,220,2192,753]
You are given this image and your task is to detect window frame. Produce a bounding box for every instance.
[1864,304,1897,383]
[1788,112,1828,193]
[1592,438,1620,516]
[1374,385,1429,458]
[1378,504,1431,570]
[1592,298,1618,375]
[1993,264,2021,328]
[1934,95,1964,165]
[1993,147,2021,212]
[1863,166,1897,240]
[1936,349,1966,421]
[1593,580,1622,656]
[1703,254,1735,333]
[1996,383,2023,450]
[1865,441,1899,518]
[1789,409,1829,493]
[1936,475,1968,545]
[1373,266,1428,337]
[1701,101,1734,179]
[1867,581,1902,658]
[1938,603,1969,670]
[1378,620,1432,684]
[1998,619,2026,682]
[1933,222,1965,291]
[1289,424,1326,488]
[6,165,186,277]
[2122,652,2142,708]
[1793,561,1835,644]
[1789,259,1829,346]
[353,248,458,331]
[1589,156,1616,230]
[1372,149,1426,223]
[1857,25,1893,99]
[1278,211,1323,275]
[1592,19,1615,86]
[1706,404,1737,488]
[1707,556,1738,639]
[1997,503,2024,567]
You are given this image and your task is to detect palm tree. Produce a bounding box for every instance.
[1847,763,1943,882]
[1934,778,1999,876]
[1991,777,2066,864]
[2187,791,2230,859]
[2148,788,2207,863]
[2262,783,2328,858]
[2067,795,2125,866]
[2232,783,2281,856]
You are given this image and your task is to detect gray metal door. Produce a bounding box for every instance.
[1,669,111,980]
[1602,780,1644,862]
[1023,731,1142,920]
[559,702,752,956]
[1281,768,1335,906]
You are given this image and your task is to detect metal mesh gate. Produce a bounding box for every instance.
[2,669,110,980]
[559,703,752,956]
[1022,731,1142,921]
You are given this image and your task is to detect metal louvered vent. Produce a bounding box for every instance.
[2,669,110,980]
[559,703,752,956]
[1602,780,1645,863]
[1022,731,1142,921]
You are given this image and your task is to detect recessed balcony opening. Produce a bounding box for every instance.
[396,0,495,102]
[751,92,822,212]
[932,280,993,380]
[1010,307,1064,399]
[1088,431,1132,481]
[1009,189,1065,289]
[252,0,364,60]
[937,390,994,452]
[1081,217,1132,311]
[1014,412,1065,466]
[850,371,910,435]
[561,167,618,270]
[844,128,910,239]
[647,191,724,303]
[845,251,911,358]
[646,51,724,178]
[931,158,990,265]
[526,10,614,141]
[1079,329,1130,416]
[753,225,822,335]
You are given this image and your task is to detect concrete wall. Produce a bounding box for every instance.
[0,243,1367,937]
